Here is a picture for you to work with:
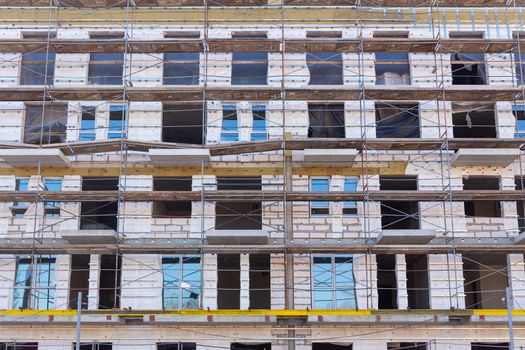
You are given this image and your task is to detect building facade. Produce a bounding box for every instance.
[0,1,524,349]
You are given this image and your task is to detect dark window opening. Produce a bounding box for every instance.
[231,52,268,85]
[216,177,262,230]
[217,254,240,309]
[162,103,204,144]
[463,177,501,218]
[307,52,343,85]
[108,106,126,139]
[1,343,38,350]
[450,32,486,85]
[157,343,196,350]
[164,31,200,39]
[463,254,508,309]
[312,344,351,350]
[20,33,55,85]
[88,34,124,85]
[375,103,420,138]
[380,176,419,230]
[406,254,429,309]
[377,254,397,309]
[471,343,509,350]
[99,254,121,309]
[164,52,200,85]
[306,31,342,38]
[452,103,496,138]
[73,343,113,350]
[231,31,268,39]
[308,103,345,138]
[387,343,427,350]
[153,177,192,219]
[24,104,67,144]
[81,177,118,231]
[249,254,270,309]
[516,177,525,232]
[231,344,271,350]
[69,254,90,310]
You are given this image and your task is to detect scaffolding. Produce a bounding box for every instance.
[1,0,525,349]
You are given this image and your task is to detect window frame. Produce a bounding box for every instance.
[43,178,62,217]
[12,177,30,217]
[251,105,268,141]
[311,254,356,310]
[513,104,525,139]
[310,177,330,217]
[80,106,96,141]
[13,255,56,310]
[162,254,202,310]
[343,177,358,217]
[108,105,127,139]
[220,105,239,142]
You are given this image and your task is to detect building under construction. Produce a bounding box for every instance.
[1,0,525,349]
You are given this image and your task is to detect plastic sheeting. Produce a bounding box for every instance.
[88,53,124,85]
[451,52,487,85]
[24,104,67,144]
[163,52,200,85]
[307,52,343,85]
[375,103,420,138]
[231,52,268,85]
[308,103,345,138]
[375,52,411,85]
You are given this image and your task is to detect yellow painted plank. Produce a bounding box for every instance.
[472,309,525,316]
[0,309,371,317]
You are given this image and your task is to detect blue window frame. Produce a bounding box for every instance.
[221,106,239,142]
[80,106,96,141]
[108,106,126,139]
[513,105,525,139]
[162,255,201,309]
[251,105,268,141]
[310,177,330,216]
[44,178,61,217]
[312,255,356,310]
[343,177,358,216]
[13,178,30,217]
[13,255,56,310]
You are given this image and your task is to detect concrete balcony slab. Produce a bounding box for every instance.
[451,148,520,167]
[149,148,211,167]
[376,229,436,244]
[61,229,120,244]
[206,229,269,244]
[0,148,70,167]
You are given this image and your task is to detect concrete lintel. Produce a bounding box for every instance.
[376,229,436,245]
[0,148,71,168]
[293,148,357,167]
[206,230,269,245]
[451,148,520,167]
[61,229,120,244]
[149,148,211,167]
[307,315,448,323]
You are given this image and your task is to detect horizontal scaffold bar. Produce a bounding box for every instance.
[1,38,524,54]
[0,0,523,7]
[0,86,521,102]
[0,189,524,202]
[0,138,522,157]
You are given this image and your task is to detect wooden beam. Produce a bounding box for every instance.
[2,38,523,54]
[1,0,523,6]
[0,190,524,202]
[1,86,521,102]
